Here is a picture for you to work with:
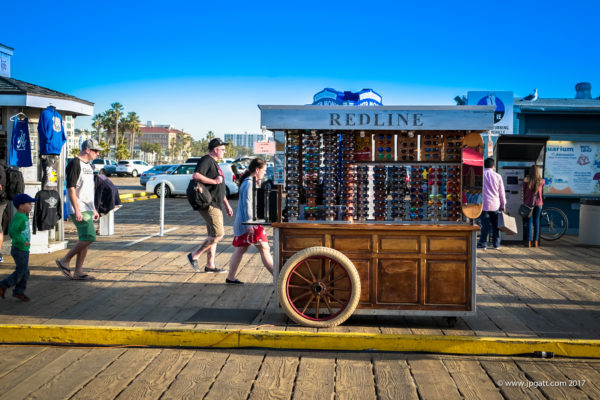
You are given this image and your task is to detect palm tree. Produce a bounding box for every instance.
[124,112,141,157]
[92,113,104,142]
[110,102,124,149]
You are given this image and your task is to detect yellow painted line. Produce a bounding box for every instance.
[0,325,598,358]
[119,193,134,199]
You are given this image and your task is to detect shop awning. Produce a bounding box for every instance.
[495,135,549,162]
[462,148,483,166]
[0,76,93,116]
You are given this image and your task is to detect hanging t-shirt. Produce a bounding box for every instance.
[66,158,95,214]
[37,107,66,155]
[9,118,33,167]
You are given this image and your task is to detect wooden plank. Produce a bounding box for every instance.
[114,349,194,399]
[515,359,589,399]
[558,360,600,399]
[248,352,299,400]
[443,358,503,400]
[72,348,161,399]
[2,348,91,399]
[203,351,264,400]
[27,348,126,400]
[335,353,377,400]
[408,358,462,400]
[292,352,336,400]
[479,359,546,399]
[0,346,48,378]
[372,354,418,400]
[159,350,229,399]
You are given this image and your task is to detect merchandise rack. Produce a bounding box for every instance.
[259,104,494,327]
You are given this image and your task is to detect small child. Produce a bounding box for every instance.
[0,193,37,302]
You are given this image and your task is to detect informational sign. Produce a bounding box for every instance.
[467,91,513,136]
[253,140,275,155]
[544,141,600,196]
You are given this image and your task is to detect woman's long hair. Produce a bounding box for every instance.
[239,158,266,186]
[527,165,543,193]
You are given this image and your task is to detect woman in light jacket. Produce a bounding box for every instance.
[227,158,273,284]
[523,165,545,247]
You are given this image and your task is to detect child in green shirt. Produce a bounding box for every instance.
[0,193,37,302]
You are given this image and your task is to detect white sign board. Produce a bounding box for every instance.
[467,91,513,136]
[544,140,600,196]
[254,141,276,154]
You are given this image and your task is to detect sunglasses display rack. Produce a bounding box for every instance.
[340,132,356,222]
[302,130,321,220]
[322,132,338,221]
[421,133,443,162]
[282,131,469,224]
[285,131,301,221]
[444,133,463,161]
[373,165,388,220]
[355,165,372,221]
[390,166,409,220]
[397,132,418,162]
[375,133,394,162]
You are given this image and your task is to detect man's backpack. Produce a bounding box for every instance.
[186,179,212,210]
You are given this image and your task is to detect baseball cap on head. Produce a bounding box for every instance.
[13,193,37,208]
[81,139,102,151]
[208,138,229,150]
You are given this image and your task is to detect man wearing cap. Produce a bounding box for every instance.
[186,138,233,273]
[55,139,101,280]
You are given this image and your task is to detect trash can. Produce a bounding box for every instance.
[579,199,600,245]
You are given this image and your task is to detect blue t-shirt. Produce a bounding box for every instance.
[37,107,66,155]
[9,118,33,167]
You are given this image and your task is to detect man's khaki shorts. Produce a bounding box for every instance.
[198,205,224,238]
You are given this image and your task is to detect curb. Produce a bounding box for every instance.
[1,325,598,358]
[119,192,158,203]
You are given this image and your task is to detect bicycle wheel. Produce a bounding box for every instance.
[540,207,568,241]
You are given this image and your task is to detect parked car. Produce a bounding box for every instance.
[115,159,152,177]
[139,164,177,186]
[146,163,239,198]
[91,158,118,176]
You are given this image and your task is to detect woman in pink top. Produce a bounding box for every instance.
[523,165,544,247]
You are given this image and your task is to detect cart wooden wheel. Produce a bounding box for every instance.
[278,246,361,328]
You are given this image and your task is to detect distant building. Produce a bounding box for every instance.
[224,131,272,148]
[68,127,91,154]
[136,121,191,160]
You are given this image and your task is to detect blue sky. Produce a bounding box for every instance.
[3,0,599,139]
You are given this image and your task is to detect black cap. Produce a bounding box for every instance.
[208,138,229,150]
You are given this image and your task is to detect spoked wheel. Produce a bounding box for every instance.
[540,207,568,241]
[278,246,360,328]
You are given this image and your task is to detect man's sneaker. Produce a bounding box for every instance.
[226,278,244,285]
[476,243,487,250]
[13,293,30,302]
[186,253,201,272]
[0,254,3,262]
[205,266,226,273]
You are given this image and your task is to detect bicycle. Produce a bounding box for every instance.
[540,207,568,241]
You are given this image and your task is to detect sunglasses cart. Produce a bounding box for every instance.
[259,105,494,327]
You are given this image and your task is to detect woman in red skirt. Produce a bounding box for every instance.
[226,158,273,284]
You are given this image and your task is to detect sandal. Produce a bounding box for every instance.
[55,259,72,279]
[72,274,96,281]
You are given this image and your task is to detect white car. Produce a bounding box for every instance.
[116,160,153,177]
[146,163,239,198]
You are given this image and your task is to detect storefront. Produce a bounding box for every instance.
[0,44,94,253]
[514,90,600,234]
[259,104,494,327]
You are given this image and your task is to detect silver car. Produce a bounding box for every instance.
[146,163,239,198]
[139,164,177,186]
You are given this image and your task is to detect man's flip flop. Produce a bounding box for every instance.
[72,274,96,281]
[55,259,72,279]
